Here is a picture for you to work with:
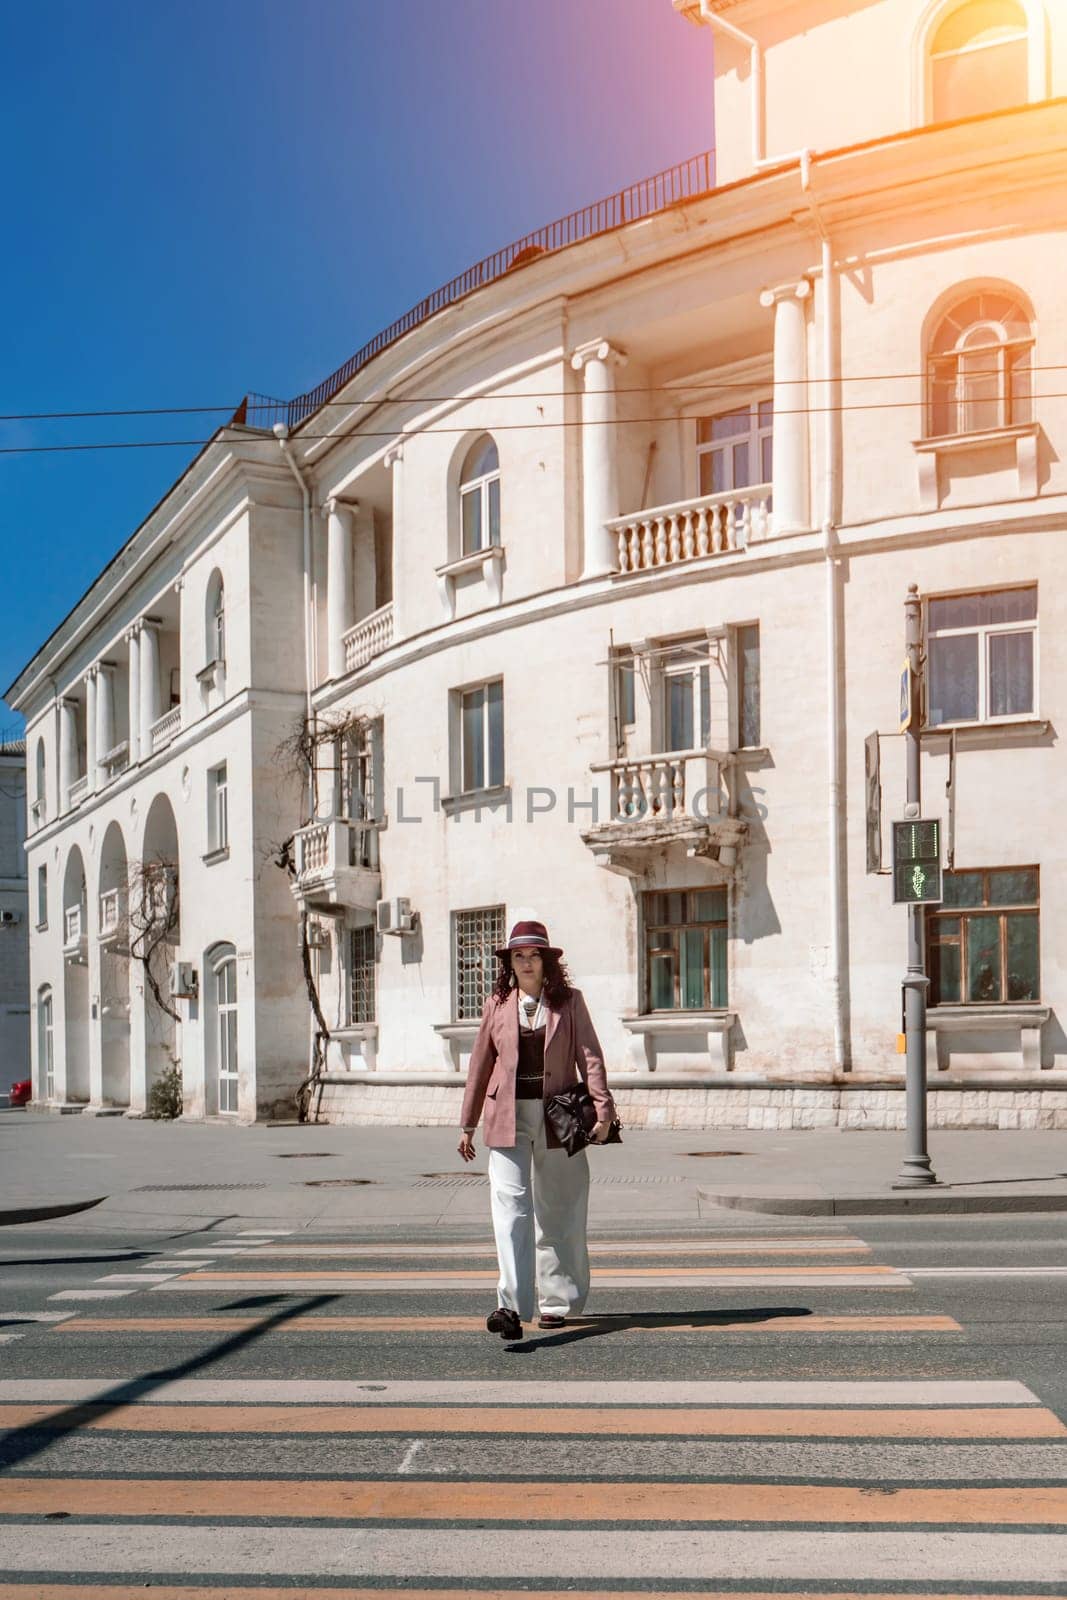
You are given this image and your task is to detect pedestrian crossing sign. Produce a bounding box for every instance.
[892,818,942,904]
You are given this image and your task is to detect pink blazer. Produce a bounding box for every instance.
[459,986,616,1150]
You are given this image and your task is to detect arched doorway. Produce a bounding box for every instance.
[61,845,90,1104]
[139,794,181,1103]
[204,942,239,1115]
[98,821,131,1108]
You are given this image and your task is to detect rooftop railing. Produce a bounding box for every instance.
[242,150,715,435]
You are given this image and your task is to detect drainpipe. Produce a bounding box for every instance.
[274,423,319,1090]
[690,0,850,1072]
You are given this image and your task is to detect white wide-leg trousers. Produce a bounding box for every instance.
[488,1097,591,1321]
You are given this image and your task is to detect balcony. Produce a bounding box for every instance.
[150,706,182,754]
[68,775,89,810]
[30,798,46,830]
[63,904,88,964]
[98,887,128,947]
[102,740,129,784]
[582,748,747,880]
[608,485,771,576]
[292,817,382,913]
[343,602,394,674]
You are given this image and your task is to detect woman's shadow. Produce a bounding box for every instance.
[504,1305,813,1353]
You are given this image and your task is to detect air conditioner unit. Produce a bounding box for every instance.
[169,961,199,999]
[376,896,417,936]
[0,909,21,926]
[305,919,329,950]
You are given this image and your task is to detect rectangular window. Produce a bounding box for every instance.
[349,925,376,1025]
[697,399,773,497]
[37,864,48,929]
[660,648,711,753]
[459,679,504,792]
[926,586,1036,727]
[927,867,1039,1006]
[736,623,761,748]
[207,763,229,854]
[453,905,506,1022]
[643,888,728,1011]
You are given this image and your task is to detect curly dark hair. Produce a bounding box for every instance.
[492,951,574,1007]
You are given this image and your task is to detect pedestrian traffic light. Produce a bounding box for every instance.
[892,819,942,904]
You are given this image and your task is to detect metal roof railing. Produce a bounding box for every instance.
[240,149,715,436]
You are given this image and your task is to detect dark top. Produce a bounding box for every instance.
[515,1022,546,1099]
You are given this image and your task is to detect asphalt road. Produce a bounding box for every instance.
[0,1210,1064,1595]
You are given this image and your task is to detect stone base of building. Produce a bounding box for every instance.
[313,1075,1067,1131]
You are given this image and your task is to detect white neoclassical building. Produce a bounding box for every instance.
[10,0,1067,1131]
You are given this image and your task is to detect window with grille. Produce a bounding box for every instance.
[926,586,1036,727]
[926,291,1033,438]
[453,905,506,1021]
[644,889,728,1010]
[696,400,773,497]
[349,925,376,1025]
[927,867,1039,1006]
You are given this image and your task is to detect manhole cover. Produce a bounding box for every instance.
[275,1152,337,1159]
[132,1184,268,1192]
[302,1178,375,1188]
[685,1151,746,1158]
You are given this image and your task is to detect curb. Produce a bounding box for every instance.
[698,1189,1067,1216]
[0,1197,107,1227]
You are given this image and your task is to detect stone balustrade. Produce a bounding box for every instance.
[592,748,727,823]
[150,705,182,754]
[102,740,129,783]
[608,485,771,575]
[68,776,89,809]
[343,602,394,674]
[98,887,127,941]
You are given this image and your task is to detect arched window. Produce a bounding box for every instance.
[929,2,1030,122]
[459,435,501,555]
[214,949,238,1114]
[37,986,54,1101]
[205,571,225,666]
[927,289,1033,437]
[33,739,46,827]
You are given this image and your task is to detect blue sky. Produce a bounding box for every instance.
[1,0,712,723]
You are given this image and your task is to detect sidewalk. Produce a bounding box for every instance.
[2,1109,1065,1231]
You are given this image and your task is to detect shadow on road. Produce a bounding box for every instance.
[504,1304,814,1353]
[0,1292,343,1472]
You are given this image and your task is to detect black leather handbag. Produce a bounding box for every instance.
[544,1083,623,1157]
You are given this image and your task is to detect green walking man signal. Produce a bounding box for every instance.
[892,818,942,904]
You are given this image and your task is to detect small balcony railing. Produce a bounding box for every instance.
[68,775,89,810]
[292,817,382,911]
[608,485,771,575]
[343,603,394,674]
[102,740,129,783]
[590,748,732,823]
[31,798,46,829]
[150,705,182,754]
[98,887,128,942]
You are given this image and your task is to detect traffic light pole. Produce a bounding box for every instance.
[894,584,939,1188]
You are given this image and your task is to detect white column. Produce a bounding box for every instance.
[85,670,98,794]
[140,621,161,752]
[59,699,78,807]
[127,629,141,764]
[571,340,627,578]
[324,498,355,680]
[759,280,811,535]
[96,662,116,780]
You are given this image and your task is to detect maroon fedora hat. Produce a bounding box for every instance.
[495,919,562,959]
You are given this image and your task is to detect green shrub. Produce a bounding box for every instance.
[147,1062,183,1120]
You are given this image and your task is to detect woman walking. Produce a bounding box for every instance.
[458,919,616,1339]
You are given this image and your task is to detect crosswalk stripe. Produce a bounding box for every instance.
[0,1333,25,1345]
[238,1239,873,1257]
[0,1311,75,1324]
[171,1264,900,1278]
[51,1312,963,1333]
[0,1526,1062,1581]
[2,1402,1060,1438]
[4,1476,1066,1523]
[3,1378,1036,1404]
[154,1267,910,1290]
[47,1290,135,1301]
[0,1590,1056,1600]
